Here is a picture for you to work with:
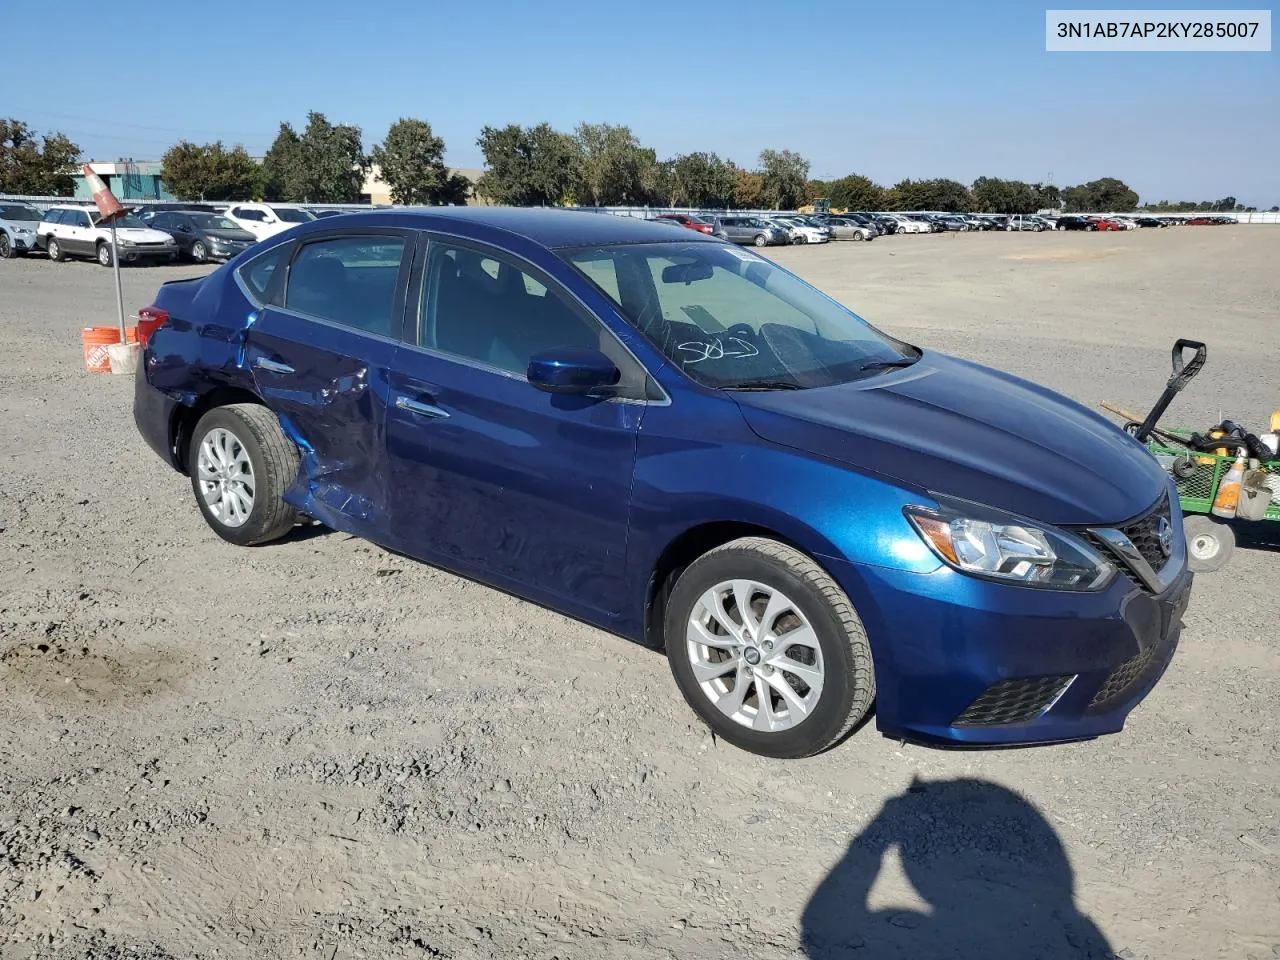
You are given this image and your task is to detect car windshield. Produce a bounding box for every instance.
[191,214,240,230]
[0,205,42,221]
[93,213,146,229]
[561,242,916,390]
[274,208,315,223]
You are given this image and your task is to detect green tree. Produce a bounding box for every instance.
[970,177,1037,214]
[261,113,367,203]
[805,179,829,202]
[475,123,580,206]
[734,169,765,209]
[370,118,469,205]
[1062,177,1139,212]
[261,123,303,201]
[667,152,737,208]
[887,178,972,211]
[758,149,810,209]
[574,123,655,205]
[827,173,885,211]
[0,119,80,195]
[1032,183,1062,211]
[160,141,258,201]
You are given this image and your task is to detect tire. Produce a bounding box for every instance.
[1085,224,1096,232]
[191,240,208,263]
[0,233,13,258]
[188,403,301,546]
[46,237,64,262]
[97,242,113,267]
[851,231,864,241]
[664,537,875,758]
[1183,514,1235,572]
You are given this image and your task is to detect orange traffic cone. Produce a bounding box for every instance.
[82,164,125,223]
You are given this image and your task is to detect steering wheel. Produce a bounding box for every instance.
[725,323,758,342]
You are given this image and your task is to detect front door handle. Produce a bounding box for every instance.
[395,395,450,419]
[254,357,294,374]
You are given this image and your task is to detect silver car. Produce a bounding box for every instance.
[0,202,43,258]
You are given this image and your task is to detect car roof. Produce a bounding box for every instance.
[280,207,723,248]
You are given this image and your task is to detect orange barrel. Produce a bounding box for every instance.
[81,326,137,373]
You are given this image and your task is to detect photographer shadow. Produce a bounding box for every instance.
[801,777,1112,959]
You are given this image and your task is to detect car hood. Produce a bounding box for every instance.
[733,351,1166,526]
[111,227,175,242]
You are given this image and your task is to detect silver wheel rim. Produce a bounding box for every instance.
[686,579,824,733]
[1190,533,1218,560]
[196,427,256,528]
[193,242,206,261]
[98,245,110,265]
[48,240,59,258]
[0,235,8,256]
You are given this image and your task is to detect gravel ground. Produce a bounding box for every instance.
[1,227,1277,960]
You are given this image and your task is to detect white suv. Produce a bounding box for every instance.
[37,205,178,266]
[223,202,316,239]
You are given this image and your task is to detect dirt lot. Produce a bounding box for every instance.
[1,227,1277,960]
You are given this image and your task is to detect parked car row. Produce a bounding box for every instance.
[0,200,323,266]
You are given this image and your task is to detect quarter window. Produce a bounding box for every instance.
[284,236,406,336]
[237,242,292,304]
[418,242,601,376]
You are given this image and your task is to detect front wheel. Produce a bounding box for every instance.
[665,537,875,758]
[191,240,208,262]
[189,403,301,546]
[46,237,64,262]
[0,233,14,258]
[97,242,113,267]
[1184,514,1235,572]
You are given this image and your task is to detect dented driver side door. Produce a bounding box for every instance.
[243,230,414,540]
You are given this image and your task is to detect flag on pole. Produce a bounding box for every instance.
[82,164,126,224]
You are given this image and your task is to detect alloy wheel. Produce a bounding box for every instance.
[0,234,9,257]
[685,579,824,733]
[196,427,256,528]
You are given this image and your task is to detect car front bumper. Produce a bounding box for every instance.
[208,241,253,260]
[825,553,1192,746]
[6,231,38,251]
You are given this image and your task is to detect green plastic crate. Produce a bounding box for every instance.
[1147,431,1280,521]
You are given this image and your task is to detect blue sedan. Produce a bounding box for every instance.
[133,209,1192,758]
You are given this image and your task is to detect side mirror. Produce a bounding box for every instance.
[527,349,620,396]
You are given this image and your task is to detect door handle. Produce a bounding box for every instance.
[254,357,294,374]
[395,395,450,419]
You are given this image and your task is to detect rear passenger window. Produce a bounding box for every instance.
[44,210,65,224]
[285,236,405,337]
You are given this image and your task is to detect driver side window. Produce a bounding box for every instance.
[418,241,603,377]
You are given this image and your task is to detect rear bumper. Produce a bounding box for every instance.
[825,554,1192,746]
[133,360,183,472]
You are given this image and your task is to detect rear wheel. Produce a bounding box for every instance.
[97,242,113,267]
[665,537,875,758]
[1184,514,1235,572]
[46,237,64,262]
[189,403,301,546]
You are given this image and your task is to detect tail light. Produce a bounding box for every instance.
[136,305,170,347]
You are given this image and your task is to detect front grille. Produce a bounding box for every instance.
[1120,491,1172,573]
[1088,645,1158,713]
[954,675,1075,726]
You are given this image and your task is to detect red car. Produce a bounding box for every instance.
[655,213,714,235]
[1094,218,1127,231]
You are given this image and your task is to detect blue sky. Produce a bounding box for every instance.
[6,0,1277,205]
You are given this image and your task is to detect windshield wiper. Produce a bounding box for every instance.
[721,379,804,391]
[856,357,919,372]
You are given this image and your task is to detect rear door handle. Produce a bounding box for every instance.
[395,396,450,419]
[254,357,294,374]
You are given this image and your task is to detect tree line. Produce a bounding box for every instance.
[3,113,1274,214]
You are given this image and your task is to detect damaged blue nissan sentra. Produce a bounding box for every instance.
[133,208,1192,758]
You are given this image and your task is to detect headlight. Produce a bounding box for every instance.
[905,501,1114,591]
[117,238,136,247]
